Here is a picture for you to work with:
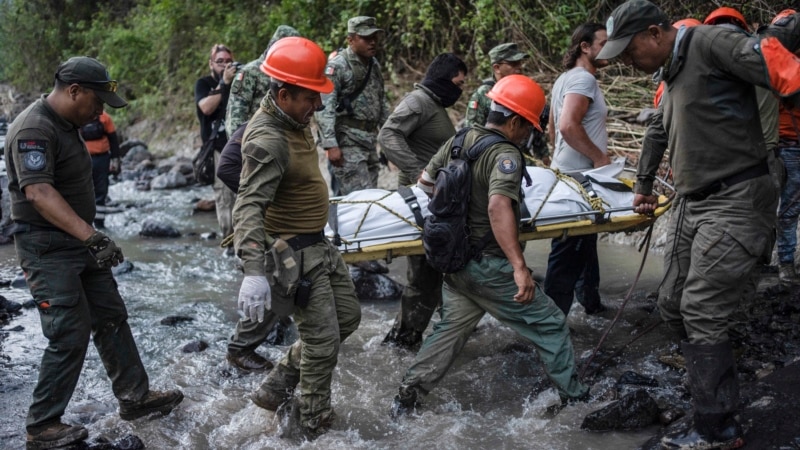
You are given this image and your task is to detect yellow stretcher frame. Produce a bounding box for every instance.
[338,195,671,263]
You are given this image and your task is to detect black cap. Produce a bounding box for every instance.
[56,56,127,108]
[596,0,669,60]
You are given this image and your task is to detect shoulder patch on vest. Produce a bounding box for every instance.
[497,156,517,174]
[468,100,478,110]
[325,66,335,76]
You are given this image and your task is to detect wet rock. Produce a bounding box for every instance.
[122,144,152,166]
[66,433,145,450]
[617,370,659,388]
[581,389,660,431]
[200,231,218,240]
[182,340,209,353]
[23,299,36,308]
[119,139,147,158]
[3,325,23,331]
[139,219,181,238]
[111,260,134,276]
[10,272,27,289]
[193,199,216,212]
[134,179,150,191]
[266,316,295,346]
[150,171,188,190]
[658,406,685,425]
[160,315,194,326]
[349,266,403,301]
[0,295,22,313]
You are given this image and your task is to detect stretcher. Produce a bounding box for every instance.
[325,158,672,263]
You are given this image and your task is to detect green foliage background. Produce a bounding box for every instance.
[0,0,787,129]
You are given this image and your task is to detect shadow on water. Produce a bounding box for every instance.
[0,180,676,450]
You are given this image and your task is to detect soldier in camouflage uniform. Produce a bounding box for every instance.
[222,25,300,375]
[225,25,300,136]
[315,16,389,195]
[464,43,551,165]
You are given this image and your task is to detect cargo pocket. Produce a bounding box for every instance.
[692,228,764,287]
[38,292,80,341]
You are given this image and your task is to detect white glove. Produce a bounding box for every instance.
[237,275,270,323]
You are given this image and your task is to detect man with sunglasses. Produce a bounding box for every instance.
[5,56,183,449]
[316,16,389,196]
[195,44,237,249]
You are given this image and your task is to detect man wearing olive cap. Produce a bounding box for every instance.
[465,43,550,164]
[316,16,390,195]
[5,56,183,449]
[599,1,800,448]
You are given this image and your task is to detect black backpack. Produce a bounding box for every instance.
[423,128,519,273]
[80,117,105,141]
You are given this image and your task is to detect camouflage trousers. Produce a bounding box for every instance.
[265,240,361,428]
[658,174,777,344]
[331,143,380,195]
[401,255,588,401]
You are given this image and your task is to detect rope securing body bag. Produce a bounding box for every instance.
[423,128,511,273]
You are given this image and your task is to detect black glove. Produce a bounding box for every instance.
[84,230,124,268]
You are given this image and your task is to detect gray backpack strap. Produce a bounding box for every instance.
[397,185,425,228]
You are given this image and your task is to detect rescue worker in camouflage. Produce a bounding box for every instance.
[5,56,183,450]
[603,1,800,447]
[315,16,390,195]
[465,43,551,164]
[392,75,588,417]
[378,53,467,349]
[225,25,300,136]
[464,43,527,129]
[223,24,300,375]
[232,37,360,440]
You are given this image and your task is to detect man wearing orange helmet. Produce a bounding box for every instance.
[391,74,588,416]
[599,1,800,447]
[231,36,361,439]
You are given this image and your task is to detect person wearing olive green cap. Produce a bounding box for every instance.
[6,56,183,449]
[601,1,800,448]
[316,16,390,196]
[464,43,528,129]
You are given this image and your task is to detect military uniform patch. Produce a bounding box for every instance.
[498,156,517,174]
[19,140,47,171]
[325,66,335,76]
[469,100,478,110]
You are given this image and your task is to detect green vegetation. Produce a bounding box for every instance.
[0,0,784,139]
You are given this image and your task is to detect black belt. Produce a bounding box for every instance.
[682,160,769,202]
[280,232,326,251]
[11,221,62,234]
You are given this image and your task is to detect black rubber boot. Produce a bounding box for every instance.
[661,340,744,449]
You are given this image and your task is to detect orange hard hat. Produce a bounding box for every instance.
[260,37,334,94]
[485,74,545,131]
[704,7,748,30]
[673,18,702,29]
[772,9,797,25]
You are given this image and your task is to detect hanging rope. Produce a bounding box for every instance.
[579,222,655,380]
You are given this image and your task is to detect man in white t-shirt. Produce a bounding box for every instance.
[544,22,610,316]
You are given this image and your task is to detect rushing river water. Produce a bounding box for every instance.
[0,180,678,450]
